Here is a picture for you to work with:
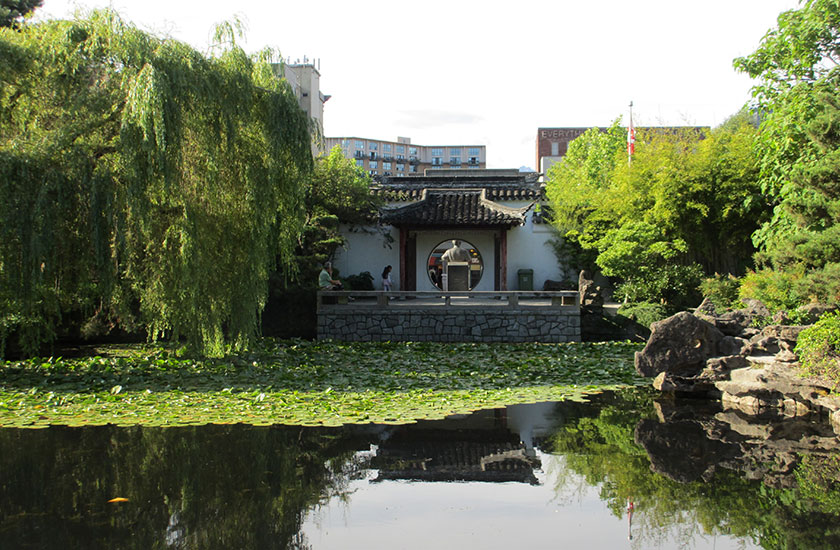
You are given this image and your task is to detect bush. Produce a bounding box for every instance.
[699,274,742,310]
[739,269,806,313]
[795,311,840,385]
[343,271,374,290]
[617,302,673,329]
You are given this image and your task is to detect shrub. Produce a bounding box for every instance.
[617,302,673,329]
[795,311,840,385]
[699,274,742,310]
[739,269,806,313]
[343,271,374,290]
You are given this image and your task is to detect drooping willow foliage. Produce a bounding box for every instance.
[0,10,313,356]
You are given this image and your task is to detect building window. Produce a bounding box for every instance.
[370,151,378,160]
[431,148,443,157]
[449,155,461,165]
[355,159,364,167]
[355,140,364,149]
[383,162,392,170]
[409,146,418,156]
[396,145,405,155]
[468,157,479,165]
[431,157,442,166]
[449,148,461,156]
[468,147,480,156]
[383,143,392,153]
[368,142,378,151]
[409,165,418,173]
[551,142,560,156]
[396,164,405,172]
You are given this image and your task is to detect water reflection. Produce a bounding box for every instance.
[1,391,839,549]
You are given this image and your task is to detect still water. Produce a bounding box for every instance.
[2,390,839,549]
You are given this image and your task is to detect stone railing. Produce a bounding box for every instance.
[316,291,580,343]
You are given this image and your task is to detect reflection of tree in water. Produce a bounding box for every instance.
[544,390,840,550]
[0,425,369,550]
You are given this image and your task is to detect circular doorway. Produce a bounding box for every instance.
[427,239,483,290]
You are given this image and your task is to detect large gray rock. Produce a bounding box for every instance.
[577,270,604,308]
[635,311,724,378]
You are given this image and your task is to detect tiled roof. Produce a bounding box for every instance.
[380,189,532,227]
[371,172,544,202]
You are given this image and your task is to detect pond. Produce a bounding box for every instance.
[3,389,839,549]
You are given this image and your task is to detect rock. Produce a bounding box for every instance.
[775,349,798,362]
[577,270,603,308]
[706,355,748,372]
[742,299,770,318]
[696,297,717,316]
[718,336,749,356]
[635,312,724,378]
[796,303,838,324]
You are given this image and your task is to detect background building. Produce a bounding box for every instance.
[273,59,330,141]
[536,127,606,174]
[322,136,487,176]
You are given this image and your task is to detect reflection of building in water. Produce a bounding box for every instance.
[365,405,563,485]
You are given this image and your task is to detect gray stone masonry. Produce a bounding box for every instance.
[317,308,580,343]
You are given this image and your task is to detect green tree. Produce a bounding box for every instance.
[0,0,41,28]
[735,0,840,304]
[262,147,381,338]
[0,10,312,356]
[545,117,762,306]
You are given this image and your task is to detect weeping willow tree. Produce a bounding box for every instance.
[0,10,312,356]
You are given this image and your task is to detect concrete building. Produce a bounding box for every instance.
[273,60,330,137]
[322,136,486,177]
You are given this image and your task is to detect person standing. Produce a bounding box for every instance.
[381,265,393,291]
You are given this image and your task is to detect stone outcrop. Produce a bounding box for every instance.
[635,300,840,434]
[577,270,604,309]
[634,311,723,377]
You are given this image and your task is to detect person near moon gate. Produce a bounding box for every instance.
[381,265,393,291]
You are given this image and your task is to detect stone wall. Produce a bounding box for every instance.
[317,308,580,343]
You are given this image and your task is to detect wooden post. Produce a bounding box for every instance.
[399,227,407,291]
[499,229,508,291]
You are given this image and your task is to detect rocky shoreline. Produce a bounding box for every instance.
[634,300,840,434]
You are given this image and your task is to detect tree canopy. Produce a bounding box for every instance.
[0,10,313,356]
[545,114,764,305]
[0,0,42,28]
[735,0,840,304]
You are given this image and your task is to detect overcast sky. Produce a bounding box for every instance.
[39,0,801,169]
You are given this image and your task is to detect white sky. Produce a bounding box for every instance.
[38,0,801,170]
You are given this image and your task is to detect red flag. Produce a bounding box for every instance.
[627,118,635,162]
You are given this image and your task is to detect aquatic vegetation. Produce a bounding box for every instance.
[0,340,644,428]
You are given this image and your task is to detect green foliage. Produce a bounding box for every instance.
[739,268,807,313]
[617,302,672,328]
[795,310,840,383]
[0,11,313,356]
[594,221,703,305]
[0,0,42,28]
[699,273,743,310]
[545,114,763,306]
[735,0,840,310]
[343,271,374,290]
